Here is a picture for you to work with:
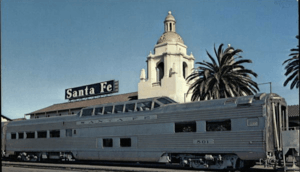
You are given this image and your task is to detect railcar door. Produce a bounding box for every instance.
[279,100,300,168]
[270,96,300,167]
[271,98,287,152]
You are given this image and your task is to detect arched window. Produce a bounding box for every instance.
[157,62,164,82]
[183,62,188,79]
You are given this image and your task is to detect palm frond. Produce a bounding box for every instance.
[186,43,259,101]
[282,35,299,90]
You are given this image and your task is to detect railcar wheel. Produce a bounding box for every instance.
[179,157,189,167]
[21,155,26,161]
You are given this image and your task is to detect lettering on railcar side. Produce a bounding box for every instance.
[193,139,214,144]
[76,115,157,125]
[247,118,259,126]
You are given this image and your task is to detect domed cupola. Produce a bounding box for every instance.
[157,11,184,44]
[164,11,176,25]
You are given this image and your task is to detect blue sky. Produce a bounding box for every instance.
[2,0,299,119]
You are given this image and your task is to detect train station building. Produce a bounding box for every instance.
[26,11,194,119]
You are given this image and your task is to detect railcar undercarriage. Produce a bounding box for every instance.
[16,152,75,162]
[4,151,299,171]
[167,153,256,170]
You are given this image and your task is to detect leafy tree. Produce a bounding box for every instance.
[283,35,299,89]
[186,44,259,101]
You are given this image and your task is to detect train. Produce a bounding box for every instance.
[1,92,299,170]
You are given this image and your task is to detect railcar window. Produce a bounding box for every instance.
[104,106,113,114]
[66,129,72,137]
[95,107,103,115]
[120,138,131,147]
[82,108,93,117]
[18,133,24,139]
[175,121,196,133]
[114,105,124,113]
[125,103,135,112]
[103,138,113,147]
[136,101,152,111]
[26,132,35,139]
[11,133,16,139]
[281,106,287,130]
[38,131,47,138]
[154,102,160,108]
[157,98,173,104]
[50,130,60,138]
[206,120,231,131]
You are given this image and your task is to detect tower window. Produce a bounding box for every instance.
[157,62,164,82]
[170,23,172,31]
[183,62,188,79]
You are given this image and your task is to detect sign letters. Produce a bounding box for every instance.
[65,80,119,100]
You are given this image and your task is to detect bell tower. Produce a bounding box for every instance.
[138,11,195,103]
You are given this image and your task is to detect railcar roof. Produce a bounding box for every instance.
[7,96,177,126]
[82,96,176,109]
[160,93,286,112]
[8,93,287,126]
[26,92,138,115]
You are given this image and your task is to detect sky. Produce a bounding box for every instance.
[1,0,299,119]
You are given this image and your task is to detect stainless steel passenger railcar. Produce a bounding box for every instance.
[2,93,299,170]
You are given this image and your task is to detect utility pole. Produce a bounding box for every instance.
[258,82,272,93]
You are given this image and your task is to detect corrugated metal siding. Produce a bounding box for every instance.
[6,137,96,151]
[7,131,264,153]
[137,131,264,149]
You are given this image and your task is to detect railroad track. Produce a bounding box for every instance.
[2,160,299,172]
[2,160,196,172]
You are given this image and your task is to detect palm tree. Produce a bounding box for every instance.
[186,44,259,101]
[283,35,299,89]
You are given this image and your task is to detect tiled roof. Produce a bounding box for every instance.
[27,92,138,115]
[288,105,299,117]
